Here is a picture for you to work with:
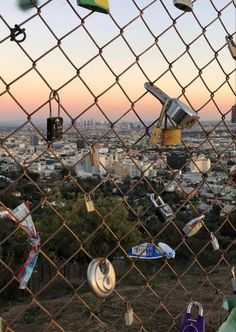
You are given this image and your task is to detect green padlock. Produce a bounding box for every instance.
[77,0,109,13]
[18,0,38,11]
[217,307,236,332]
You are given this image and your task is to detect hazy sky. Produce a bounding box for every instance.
[0,0,235,125]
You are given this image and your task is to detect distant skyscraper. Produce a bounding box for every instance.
[30,134,39,146]
[231,105,236,123]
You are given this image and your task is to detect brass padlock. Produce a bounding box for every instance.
[161,127,181,145]
[210,232,219,250]
[173,0,193,12]
[84,194,95,212]
[89,146,99,166]
[150,127,161,145]
[226,36,236,60]
[145,82,199,129]
[182,215,205,237]
[150,99,169,145]
[77,0,109,13]
[125,304,134,326]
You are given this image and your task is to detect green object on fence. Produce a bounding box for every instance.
[217,307,236,332]
[77,0,109,13]
[18,0,38,10]
[222,295,236,312]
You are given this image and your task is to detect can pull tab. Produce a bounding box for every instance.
[231,266,236,291]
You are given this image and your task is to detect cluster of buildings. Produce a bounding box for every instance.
[0,119,235,212]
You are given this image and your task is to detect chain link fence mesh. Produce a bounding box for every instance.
[0,0,236,331]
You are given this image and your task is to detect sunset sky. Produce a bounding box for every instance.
[0,0,235,124]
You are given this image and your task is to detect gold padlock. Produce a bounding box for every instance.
[226,36,236,60]
[161,128,181,145]
[150,98,169,145]
[85,194,95,212]
[89,146,99,166]
[150,128,161,145]
[77,0,109,13]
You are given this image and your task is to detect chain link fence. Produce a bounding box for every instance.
[0,0,235,331]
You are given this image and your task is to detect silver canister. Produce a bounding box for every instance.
[144,82,199,128]
[166,99,199,128]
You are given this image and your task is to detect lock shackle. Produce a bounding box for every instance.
[226,35,236,48]
[187,301,203,317]
[149,193,158,208]
[157,195,165,205]
[144,82,170,105]
[210,232,216,240]
[231,266,236,279]
[49,90,61,117]
[156,98,169,129]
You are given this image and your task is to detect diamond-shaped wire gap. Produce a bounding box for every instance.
[174,14,203,46]
[194,0,219,28]
[156,27,187,65]
[171,53,200,89]
[35,47,76,88]
[151,70,185,101]
[140,1,175,38]
[19,16,58,60]
[0,16,11,41]
[70,104,113,144]
[122,17,155,56]
[0,92,29,125]
[6,302,56,332]
[215,1,236,34]
[118,64,152,103]
[7,69,53,114]
[201,63,231,96]
[60,27,99,70]
[39,0,83,40]
[188,34,218,70]
[44,295,95,332]
[109,0,140,28]
[96,84,133,123]
[79,56,116,97]
[205,19,231,54]
[81,9,120,48]
[101,36,136,77]
[0,40,33,83]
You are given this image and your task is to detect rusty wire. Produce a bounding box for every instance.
[0,0,236,331]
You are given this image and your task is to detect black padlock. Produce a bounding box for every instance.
[149,194,175,223]
[47,91,63,142]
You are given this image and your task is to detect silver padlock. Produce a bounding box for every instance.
[149,194,175,223]
[173,0,193,12]
[87,258,116,298]
[144,83,199,128]
[210,232,219,250]
[231,266,236,292]
[182,215,205,237]
[125,304,134,326]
